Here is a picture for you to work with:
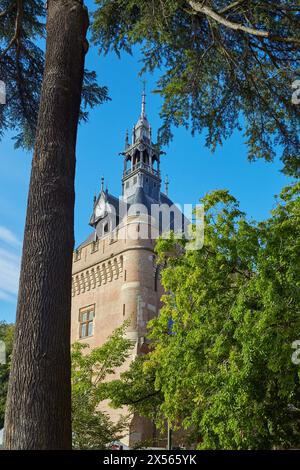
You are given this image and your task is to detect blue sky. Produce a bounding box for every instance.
[0,8,291,323]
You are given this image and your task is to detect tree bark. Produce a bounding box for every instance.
[4,0,88,449]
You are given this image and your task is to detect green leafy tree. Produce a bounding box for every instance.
[105,355,164,424]
[106,182,300,449]
[93,0,300,175]
[71,322,133,449]
[0,322,14,429]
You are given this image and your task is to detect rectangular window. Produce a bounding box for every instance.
[79,305,95,338]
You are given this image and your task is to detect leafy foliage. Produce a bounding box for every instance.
[71,322,133,449]
[104,355,164,423]
[93,0,300,175]
[107,182,300,449]
[0,322,14,429]
[0,0,109,149]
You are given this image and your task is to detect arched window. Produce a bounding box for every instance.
[125,157,131,172]
[144,150,149,166]
[159,211,163,234]
[133,150,140,167]
[170,211,175,231]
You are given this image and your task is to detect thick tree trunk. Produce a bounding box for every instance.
[4,0,88,449]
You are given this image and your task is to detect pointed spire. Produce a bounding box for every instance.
[165,174,169,196]
[141,80,146,118]
[101,176,104,192]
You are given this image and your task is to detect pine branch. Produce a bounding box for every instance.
[218,0,247,15]
[0,1,16,18]
[188,1,300,45]
[0,0,23,60]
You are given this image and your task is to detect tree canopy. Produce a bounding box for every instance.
[2,1,299,171]
[93,0,300,175]
[0,0,109,149]
[105,181,300,449]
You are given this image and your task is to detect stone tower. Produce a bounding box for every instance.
[71,91,181,447]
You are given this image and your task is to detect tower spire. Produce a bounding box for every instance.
[121,90,162,201]
[165,174,169,196]
[141,80,146,118]
[101,176,104,192]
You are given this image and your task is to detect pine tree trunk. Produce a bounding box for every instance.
[4,0,89,449]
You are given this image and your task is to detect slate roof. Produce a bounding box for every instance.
[77,187,177,249]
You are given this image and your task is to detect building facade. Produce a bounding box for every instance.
[71,92,183,447]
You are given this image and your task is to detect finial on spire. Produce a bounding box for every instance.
[141,80,146,117]
[93,192,97,205]
[165,174,169,196]
[101,176,104,192]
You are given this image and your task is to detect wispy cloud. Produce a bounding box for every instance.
[0,225,21,247]
[0,227,21,304]
[0,289,17,303]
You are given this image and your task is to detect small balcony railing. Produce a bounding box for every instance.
[124,162,159,177]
